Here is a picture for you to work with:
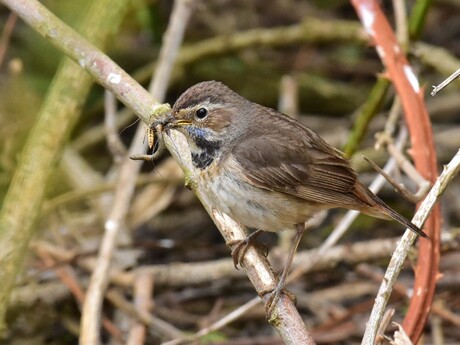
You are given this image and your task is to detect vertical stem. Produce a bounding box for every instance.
[0,0,130,328]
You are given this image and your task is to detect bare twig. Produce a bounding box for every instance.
[361,149,460,345]
[375,97,401,150]
[431,68,460,96]
[430,315,444,345]
[106,289,183,340]
[148,0,195,100]
[363,156,420,203]
[386,141,431,200]
[78,235,411,290]
[161,298,261,345]
[35,247,124,342]
[392,0,408,48]
[278,75,298,117]
[375,309,395,345]
[127,272,154,345]
[391,323,413,345]
[431,301,460,327]
[104,90,127,162]
[0,12,17,67]
[80,0,194,343]
[129,0,196,224]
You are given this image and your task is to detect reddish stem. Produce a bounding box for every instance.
[0,12,17,67]
[351,0,441,342]
[36,250,124,342]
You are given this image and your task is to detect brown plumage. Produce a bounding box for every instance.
[163,80,427,318]
[167,80,427,238]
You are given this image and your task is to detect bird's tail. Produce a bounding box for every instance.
[354,182,429,239]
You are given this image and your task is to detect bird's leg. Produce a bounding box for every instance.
[227,229,266,269]
[265,223,305,321]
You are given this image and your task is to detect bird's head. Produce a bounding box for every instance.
[165,81,252,168]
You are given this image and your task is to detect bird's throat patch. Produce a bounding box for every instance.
[191,138,221,169]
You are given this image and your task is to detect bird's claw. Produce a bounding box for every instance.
[261,285,297,323]
[227,230,266,269]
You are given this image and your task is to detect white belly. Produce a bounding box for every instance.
[198,158,318,231]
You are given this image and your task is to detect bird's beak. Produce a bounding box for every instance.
[155,111,192,130]
[163,117,192,130]
[171,119,192,127]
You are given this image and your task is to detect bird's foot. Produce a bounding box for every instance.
[227,230,267,269]
[261,282,297,323]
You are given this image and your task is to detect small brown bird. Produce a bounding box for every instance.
[152,81,427,314]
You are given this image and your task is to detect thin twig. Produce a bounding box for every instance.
[392,0,408,48]
[361,149,460,345]
[391,323,413,345]
[384,97,402,139]
[80,1,194,344]
[375,96,401,149]
[278,75,298,117]
[104,90,127,162]
[161,298,261,345]
[363,156,419,203]
[431,68,460,96]
[0,12,17,68]
[387,141,431,200]
[35,247,124,342]
[430,315,444,345]
[106,289,184,340]
[375,309,395,345]
[148,0,195,100]
[127,272,154,345]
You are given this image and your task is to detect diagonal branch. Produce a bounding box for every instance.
[2,0,315,343]
[0,0,170,124]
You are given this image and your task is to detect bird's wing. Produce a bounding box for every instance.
[232,113,359,206]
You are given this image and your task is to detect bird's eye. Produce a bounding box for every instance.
[195,107,208,120]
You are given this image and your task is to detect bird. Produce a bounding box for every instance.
[143,80,427,318]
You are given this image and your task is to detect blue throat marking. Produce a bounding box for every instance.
[186,127,221,170]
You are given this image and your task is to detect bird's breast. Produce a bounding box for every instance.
[198,156,318,231]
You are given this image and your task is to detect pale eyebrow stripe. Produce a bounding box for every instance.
[181,100,221,113]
